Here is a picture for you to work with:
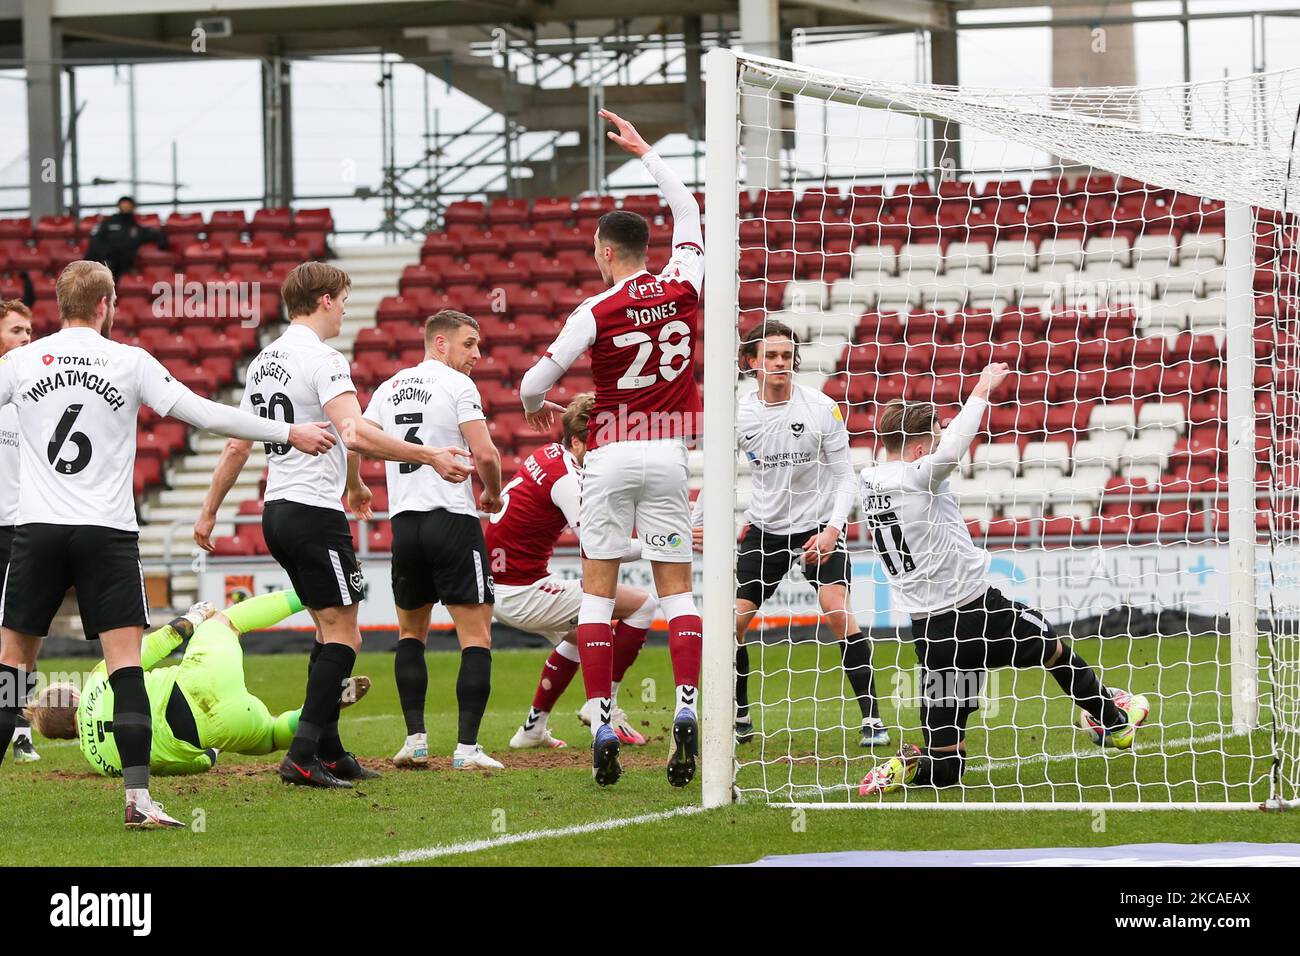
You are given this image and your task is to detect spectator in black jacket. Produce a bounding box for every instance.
[85,196,168,278]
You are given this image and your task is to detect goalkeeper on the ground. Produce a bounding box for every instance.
[24,591,369,795]
[856,363,1149,797]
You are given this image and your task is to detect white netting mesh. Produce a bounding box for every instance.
[719,53,1300,807]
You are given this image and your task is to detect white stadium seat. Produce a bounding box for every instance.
[1002,472,1053,519]
[900,242,945,274]
[852,245,898,276]
[1138,402,1186,435]
[1089,403,1137,439]
[1084,234,1132,268]
[1186,297,1226,331]
[1180,231,1225,265]
[944,241,991,273]
[799,310,859,343]
[1131,232,1178,266]
[829,278,876,308]
[992,238,1037,270]
[783,279,829,312]
[1021,440,1071,476]
[1071,438,1120,473]
[1048,473,1106,518]
[1037,237,1085,269]
[971,441,1020,476]
[1137,300,1187,336]
[1120,435,1172,472]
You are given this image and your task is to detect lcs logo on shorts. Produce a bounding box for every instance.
[645,532,684,549]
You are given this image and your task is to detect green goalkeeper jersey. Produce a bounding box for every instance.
[77,620,213,777]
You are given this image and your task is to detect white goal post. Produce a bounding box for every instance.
[699,47,1300,810]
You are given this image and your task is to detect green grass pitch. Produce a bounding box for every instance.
[1,636,1293,867]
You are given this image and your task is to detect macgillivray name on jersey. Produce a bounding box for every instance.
[23,370,128,412]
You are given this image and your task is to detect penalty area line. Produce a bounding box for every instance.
[331,804,710,867]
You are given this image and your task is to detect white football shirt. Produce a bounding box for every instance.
[858,397,991,616]
[738,383,856,535]
[0,327,187,531]
[0,403,18,526]
[241,324,354,511]
[362,358,485,518]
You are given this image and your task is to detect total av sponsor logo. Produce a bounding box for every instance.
[49,886,152,936]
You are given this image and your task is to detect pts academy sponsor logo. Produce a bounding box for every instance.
[49,886,152,936]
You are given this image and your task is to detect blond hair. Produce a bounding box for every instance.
[23,682,79,740]
[56,261,114,322]
[562,392,596,446]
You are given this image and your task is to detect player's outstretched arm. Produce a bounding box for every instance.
[919,362,1010,489]
[601,108,702,250]
[166,389,335,455]
[195,438,253,552]
[324,392,473,481]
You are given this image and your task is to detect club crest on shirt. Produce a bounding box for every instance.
[790,421,805,436]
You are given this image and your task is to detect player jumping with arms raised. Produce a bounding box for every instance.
[486,393,655,750]
[856,363,1149,797]
[693,320,888,747]
[521,110,704,787]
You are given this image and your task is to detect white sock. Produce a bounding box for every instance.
[676,684,698,718]
[125,787,150,805]
[587,696,611,737]
[610,680,621,709]
[454,742,478,756]
[407,732,426,744]
[525,707,549,733]
[13,727,31,741]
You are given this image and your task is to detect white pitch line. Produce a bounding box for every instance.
[332,804,710,867]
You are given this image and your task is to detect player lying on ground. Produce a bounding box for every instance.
[692,320,888,748]
[484,393,655,750]
[856,363,1149,797]
[361,310,506,772]
[0,260,337,829]
[24,590,371,791]
[521,109,705,788]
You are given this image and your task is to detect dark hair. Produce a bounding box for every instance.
[595,210,649,260]
[425,309,480,346]
[877,400,938,453]
[737,319,801,375]
[117,195,135,206]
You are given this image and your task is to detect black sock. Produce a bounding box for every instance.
[15,714,30,731]
[289,643,355,763]
[318,704,345,761]
[394,638,427,736]
[735,644,750,722]
[456,646,492,746]
[109,667,153,790]
[840,632,880,722]
[0,664,33,766]
[305,639,323,682]
[1048,644,1124,730]
[911,748,966,788]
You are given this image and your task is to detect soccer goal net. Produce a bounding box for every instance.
[698,49,1300,810]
